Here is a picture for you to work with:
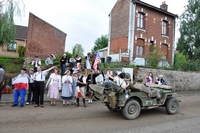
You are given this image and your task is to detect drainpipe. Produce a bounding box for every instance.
[108,14,112,56]
[172,17,176,66]
[128,0,136,65]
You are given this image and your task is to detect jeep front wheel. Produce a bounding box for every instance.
[122,100,141,120]
[165,97,179,115]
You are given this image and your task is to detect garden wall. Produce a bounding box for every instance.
[136,67,200,91]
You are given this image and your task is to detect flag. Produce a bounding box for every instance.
[13,77,28,90]
[93,51,101,70]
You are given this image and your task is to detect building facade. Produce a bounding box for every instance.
[0,25,27,57]
[25,13,67,58]
[108,0,177,66]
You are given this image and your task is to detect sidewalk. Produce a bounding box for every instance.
[0,91,51,104]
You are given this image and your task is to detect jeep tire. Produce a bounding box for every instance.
[122,100,141,120]
[165,97,179,115]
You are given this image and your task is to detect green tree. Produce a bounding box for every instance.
[72,44,84,57]
[177,0,200,61]
[92,34,108,52]
[174,53,187,70]
[0,0,24,46]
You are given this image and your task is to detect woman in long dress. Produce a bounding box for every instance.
[62,70,73,105]
[46,67,61,106]
[86,52,91,69]
[71,72,78,105]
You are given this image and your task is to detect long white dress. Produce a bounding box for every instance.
[86,56,91,69]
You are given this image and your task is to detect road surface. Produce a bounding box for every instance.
[0,93,200,133]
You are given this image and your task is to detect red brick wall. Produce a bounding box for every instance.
[25,13,66,58]
[134,4,175,62]
[109,0,130,54]
[110,37,128,54]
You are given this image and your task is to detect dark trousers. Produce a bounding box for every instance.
[34,67,37,73]
[61,64,66,75]
[34,81,45,105]
[0,89,2,101]
[27,83,35,103]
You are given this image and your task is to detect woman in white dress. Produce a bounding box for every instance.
[62,70,73,105]
[86,52,91,69]
[46,67,61,106]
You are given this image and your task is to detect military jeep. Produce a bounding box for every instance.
[89,81,179,120]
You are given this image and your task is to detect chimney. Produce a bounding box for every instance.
[160,1,168,11]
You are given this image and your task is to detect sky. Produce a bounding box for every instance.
[14,0,188,55]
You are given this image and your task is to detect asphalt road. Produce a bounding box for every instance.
[0,93,200,133]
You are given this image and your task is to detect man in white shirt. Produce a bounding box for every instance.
[31,56,41,72]
[45,54,56,68]
[34,66,55,107]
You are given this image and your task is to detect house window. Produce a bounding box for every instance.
[136,39,144,56]
[137,12,145,29]
[136,46,143,56]
[162,21,168,35]
[7,42,17,52]
[161,44,168,60]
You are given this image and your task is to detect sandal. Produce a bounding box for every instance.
[50,103,53,106]
[40,105,44,108]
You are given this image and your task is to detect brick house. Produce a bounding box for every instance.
[0,25,27,57]
[108,0,178,66]
[25,13,67,58]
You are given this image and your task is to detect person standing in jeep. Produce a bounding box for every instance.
[32,56,41,73]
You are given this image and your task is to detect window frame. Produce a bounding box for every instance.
[7,42,17,52]
[162,20,168,36]
[137,12,145,29]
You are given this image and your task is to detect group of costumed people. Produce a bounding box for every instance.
[1,51,168,108]
[6,51,101,108]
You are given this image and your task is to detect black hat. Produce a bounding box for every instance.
[35,56,38,58]
[118,72,125,79]
[21,68,27,72]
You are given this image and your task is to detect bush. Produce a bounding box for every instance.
[17,46,26,57]
[145,46,164,68]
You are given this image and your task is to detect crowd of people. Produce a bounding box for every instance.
[10,52,101,108]
[0,52,168,108]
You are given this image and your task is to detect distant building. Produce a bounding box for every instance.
[108,0,178,66]
[25,13,67,58]
[0,12,67,58]
[0,25,27,57]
